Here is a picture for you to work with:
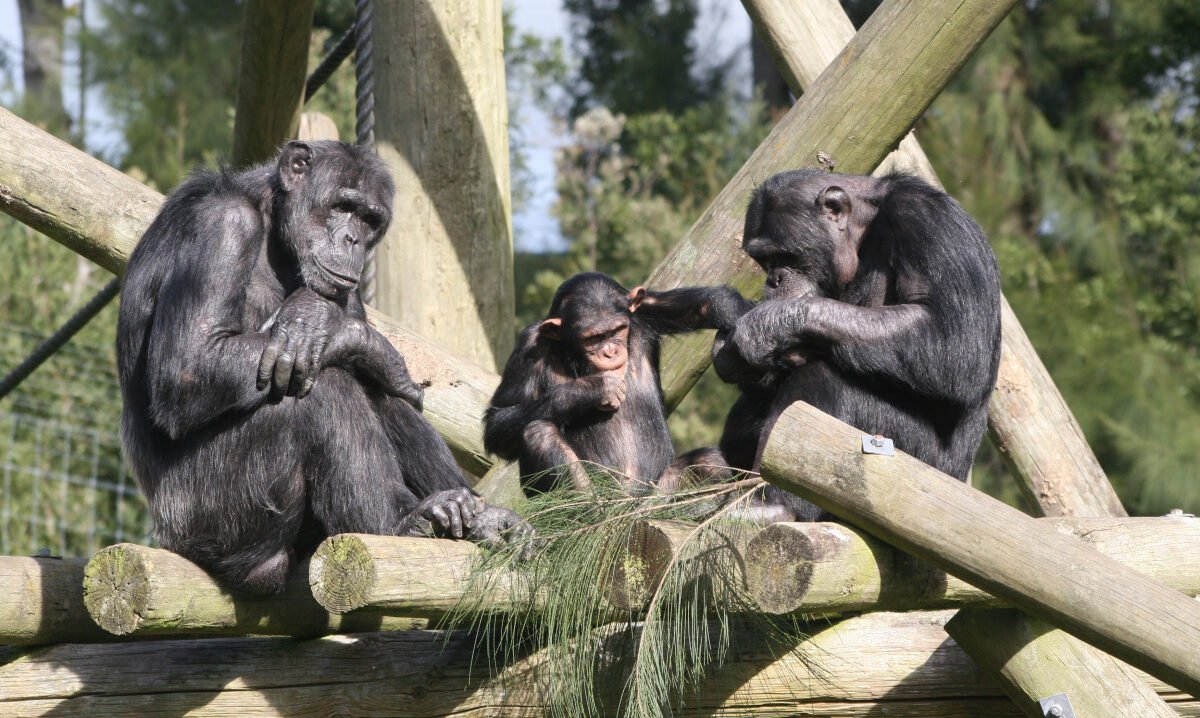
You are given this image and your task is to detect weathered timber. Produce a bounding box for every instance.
[652,0,1019,410]
[946,609,1178,718]
[0,106,499,476]
[230,0,315,168]
[0,557,107,646]
[81,544,426,638]
[760,400,1200,696]
[297,111,339,142]
[605,519,758,611]
[746,517,1200,615]
[309,533,521,615]
[739,0,1123,517]
[1,611,1194,716]
[472,458,525,509]
[372,0,514,371]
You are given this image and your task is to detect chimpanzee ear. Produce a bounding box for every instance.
[278,141,312,193]
[817,185,852,232]
[627,286,646,313]
[538,317,563,340]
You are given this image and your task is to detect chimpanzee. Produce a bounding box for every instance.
[484,272,751,495]
[117,140,529,595]
[712,170,1001,522]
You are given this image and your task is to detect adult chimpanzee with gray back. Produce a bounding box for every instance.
[712,170,1001,522]
[485,272,750,495]
[118,140,528,595]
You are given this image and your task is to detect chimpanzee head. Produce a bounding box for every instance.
[539,272,646,373]
[743,169,879,300]
[274,140,394,300]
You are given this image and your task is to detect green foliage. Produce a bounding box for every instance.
[449,474,806,718]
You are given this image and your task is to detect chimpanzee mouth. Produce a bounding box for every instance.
[314,262,359,290]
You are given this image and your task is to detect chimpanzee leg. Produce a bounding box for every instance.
[656,447,739,494]
[301,369,417,536]
[520,420,591,493]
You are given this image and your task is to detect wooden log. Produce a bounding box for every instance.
[297,111,339,142]
[81,544,427,638]
[739,0,1124,517]
[946,609,1179,718]
[747,517,1200,615]
[604,519,758,611]
[652,0,1019,411]
[760,401,1200,696]
[230,0,315,168]
[0,106,500,477]
[308,533,519,615]
[472,458,525,509]
[372,0,514,371]
[0,557,108,646]
[1,611,1195,716]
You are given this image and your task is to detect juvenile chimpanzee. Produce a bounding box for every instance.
[712,170,1001,522]
[118,140,528,595]
[484,272,751,494]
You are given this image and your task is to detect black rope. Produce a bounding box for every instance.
[0,277,121,401]
[304,26,355,104]
[354,0,378,305]
[1,10,378,400]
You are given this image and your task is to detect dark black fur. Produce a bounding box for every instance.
[714,170,1001,521]
[118,140,527,595]
[484,272,749,494]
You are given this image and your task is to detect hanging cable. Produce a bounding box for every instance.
[353,0,378,305]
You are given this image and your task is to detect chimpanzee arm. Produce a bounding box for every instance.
[483,327,618,459]
[638,286,755,334]
[141,199,278,439]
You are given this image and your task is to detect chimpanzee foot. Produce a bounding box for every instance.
[466,506,537,558]
[399,488,485,539]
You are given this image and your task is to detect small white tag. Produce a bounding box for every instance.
[861,434,894,456]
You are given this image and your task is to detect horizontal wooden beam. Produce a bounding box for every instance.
[761,400,1200,696]
[0,557,108,646]
[81,544,428,638]
[0,106,499,477]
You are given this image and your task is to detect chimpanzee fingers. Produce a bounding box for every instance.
[297,346,322,399]
[453,492,480,527]
[290,344,313,397]
[426,504,451,535]
[257,334,284,391]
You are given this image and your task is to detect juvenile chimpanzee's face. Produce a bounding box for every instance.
[540,273,645,374]
[276,141,394,300]
[744,170,864,301]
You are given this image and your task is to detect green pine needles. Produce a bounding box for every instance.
[447,468,811,718]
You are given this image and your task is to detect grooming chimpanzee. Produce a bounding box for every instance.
[712,170,1001,522]
[118,140,528,595]
[484,272,751,495]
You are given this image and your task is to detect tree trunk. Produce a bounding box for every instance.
[17,0,70,136]
[371,0,514,371]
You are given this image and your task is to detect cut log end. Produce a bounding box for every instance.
[82,543,151,635]
[745,523,817,614]
[310,534,378,613]
[605,520,678,611]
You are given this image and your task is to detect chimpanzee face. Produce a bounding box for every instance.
[539,273,645,373]
[276,141,394,300]
[744,170,859,301]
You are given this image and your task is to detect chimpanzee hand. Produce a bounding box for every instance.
[362,342,425,411]
[711,329,769,386]
[728,299,811,370]
[399,488,486,539]
[257,287,343,398]
[578,372,625,412]
[320,319,425,411]
[465,505,536,556]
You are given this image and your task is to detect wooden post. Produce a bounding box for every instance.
[946,609,1178,718]
[371,0,514,371]
[0,557,108,646]
[297,111,340,142]
[230,0,315,167]
[745,517,1200,615]
[650,0,1019,411]
[81,544,426,637]
[0,106,500,476]
[471,459,525,509]
[760,401,1200,696]
[1,611,1194,715]
[308,533,518,615]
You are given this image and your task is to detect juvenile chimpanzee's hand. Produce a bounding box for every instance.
[466,505,536,556]
[579,372,625,411]
[399,488,486,539]
[728,299,812,370]
[257,287,343,398]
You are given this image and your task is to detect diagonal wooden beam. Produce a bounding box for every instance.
[0,106,498,477]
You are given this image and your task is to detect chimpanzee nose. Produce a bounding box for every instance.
[343,232,359,246]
